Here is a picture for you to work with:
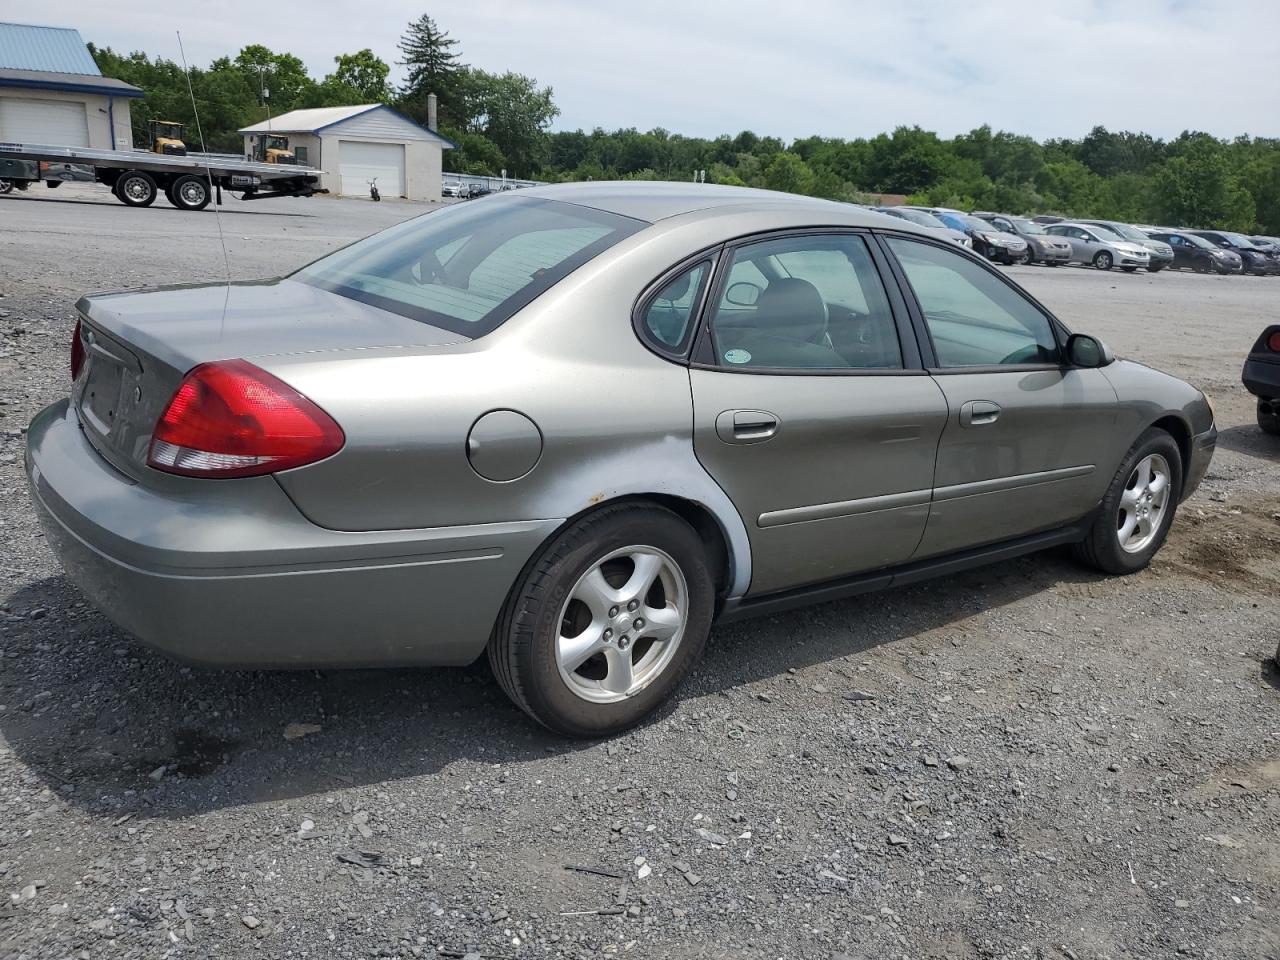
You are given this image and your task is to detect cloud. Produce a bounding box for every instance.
[33,0,1280,141]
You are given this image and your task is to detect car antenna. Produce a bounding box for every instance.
[176,30,232,331]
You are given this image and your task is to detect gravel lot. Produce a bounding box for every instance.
[1,185,1277,960]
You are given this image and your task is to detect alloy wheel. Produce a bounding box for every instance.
[1116,454,1170,554]
[555,546,688,703]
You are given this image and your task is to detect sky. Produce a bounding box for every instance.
[23,0,1280,142]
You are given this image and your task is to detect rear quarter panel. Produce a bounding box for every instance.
[261,208,870,599]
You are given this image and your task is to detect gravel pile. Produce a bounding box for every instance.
[0,188,1276,959]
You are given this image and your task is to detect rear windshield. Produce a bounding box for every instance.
[294,196,644,337]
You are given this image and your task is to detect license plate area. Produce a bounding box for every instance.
[72,326,145,454]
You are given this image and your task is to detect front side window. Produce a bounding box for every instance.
[707,234,902,371]
[886,237,1060,368]
[295,197,643,337]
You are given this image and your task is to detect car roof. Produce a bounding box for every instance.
[510,180,897,227]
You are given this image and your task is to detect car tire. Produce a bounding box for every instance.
[1258,402,1280,436]
[1018,250,1033,265]
[0,178,12,195]
[168,174,212,211]
[1121,266,1138,273]
[1148,263,1165,273]
[488,502,715,737]
[1073,428,1183,576]
[115,171,157,207]
[1093,251,1114,271]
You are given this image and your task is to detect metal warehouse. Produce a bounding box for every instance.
[239,104,455,202]
[0,22,141,150]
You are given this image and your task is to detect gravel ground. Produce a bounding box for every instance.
[0,186,1277,960]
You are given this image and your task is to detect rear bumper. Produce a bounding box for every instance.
[1243,356,1280,400]
[25,400,559,668]
[1182,424,1217,501]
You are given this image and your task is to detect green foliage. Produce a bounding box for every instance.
[330,50,393,103]
[89,31,1280,231]
[397,14,461,125]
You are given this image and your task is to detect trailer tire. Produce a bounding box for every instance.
[116,171,158,207]
[168,174,212,211]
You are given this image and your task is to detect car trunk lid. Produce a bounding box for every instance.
[72,279,466,478]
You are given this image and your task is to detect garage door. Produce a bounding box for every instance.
[0,98,89,147]
[339,140,404,198]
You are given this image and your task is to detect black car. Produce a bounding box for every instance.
[1148,231,1242,274]
[971,212,1073,265]
[1242,325,1280,435]
[1189,230,1277,276]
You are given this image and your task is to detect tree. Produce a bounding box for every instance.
[330,50,392,103]
[762,152,815,195]
[233,45,314,114]
[398,14,461,121]
[457,68,558,176]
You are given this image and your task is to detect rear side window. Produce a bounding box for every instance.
[295,197,643,337]
[639,261,711,351]
[707,233,902,371]
[887,236,1060,368]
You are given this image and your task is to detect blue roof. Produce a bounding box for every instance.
[0,22,102,75]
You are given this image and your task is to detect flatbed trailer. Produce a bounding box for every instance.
[0,142,326,211]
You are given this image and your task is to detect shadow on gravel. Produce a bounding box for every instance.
[0,550,1103,817]
[1215,423,1280,463]
[0,195,314,218]
[1262,657,1280,693]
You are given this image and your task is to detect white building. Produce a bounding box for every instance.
[0,22,141,150]
[239,105,454,202]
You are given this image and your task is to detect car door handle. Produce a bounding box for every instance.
[716,409,780,444]
[959,400,1001,427]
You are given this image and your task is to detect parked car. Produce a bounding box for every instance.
[25,183,1217,737]
[1074,220,1174,272]
[1247,236,1280,268]
[873,206,972,249]
[920,208,1028,264]
[1242,325,1280,435]
[466,183,494,198]
[1146,230,1242,274]
[442,181,467,198]
[971,212,1071,265]
[1044,222,1151,272]
[1188,231,1277,276]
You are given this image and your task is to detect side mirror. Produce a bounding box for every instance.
[1067,333,1114,368]
[725,281,761,307]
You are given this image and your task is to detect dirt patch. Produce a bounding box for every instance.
[1164,495,1280,591]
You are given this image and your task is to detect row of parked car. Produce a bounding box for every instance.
[872,205,1280,276]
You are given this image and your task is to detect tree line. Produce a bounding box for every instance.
[91,17,1280,233]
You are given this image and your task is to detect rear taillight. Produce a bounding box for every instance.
[147,360,344,479]
[70,319,85,381]
[1269,331,1280,353]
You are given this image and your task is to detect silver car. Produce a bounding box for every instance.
[26,183,1217,736]
[1045,222,1152,271]
[1075,220,1174,272]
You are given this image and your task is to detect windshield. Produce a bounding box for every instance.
[1087,223,1129,241]
[295,197,644,337]
[882,208,948,230]
[1099,222,1148,242]
[1220,232,1256,248]
[959,215,996,233]
[1180,233,1217,250]
[1009,218,1044,235]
